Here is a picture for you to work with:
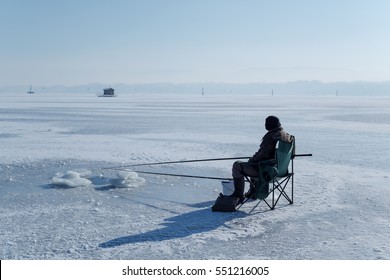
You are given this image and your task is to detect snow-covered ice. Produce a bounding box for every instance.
[109,170,145,188]
[51,170,92,188]
[1,91,390,260]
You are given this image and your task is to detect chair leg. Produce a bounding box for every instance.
[242,174,293,211]
[291,173,294,204]
[273,175,293,205]
[272,181,275,209]
[291,158,294,204]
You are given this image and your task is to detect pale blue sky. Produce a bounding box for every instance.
[1,0,389,86]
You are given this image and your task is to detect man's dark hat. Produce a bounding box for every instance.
[265,116,281,131]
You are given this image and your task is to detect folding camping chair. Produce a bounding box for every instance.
[242,136,295,211]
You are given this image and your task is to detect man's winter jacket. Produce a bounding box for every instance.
[248,126,292,163]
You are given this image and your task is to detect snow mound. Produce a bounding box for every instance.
[109,170,145,188]
[71,169,92,178]
[51,170,92,188]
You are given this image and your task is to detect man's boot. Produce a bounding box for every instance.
[230,177,245,203]
[245,179,257,199]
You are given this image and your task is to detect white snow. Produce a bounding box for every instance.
[109,170,145,188]
[1,91,390,260]
[51,170,92,188]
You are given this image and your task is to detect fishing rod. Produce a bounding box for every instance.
[111,154,312,180]
[293,153,312,158]
[108,153,312,181]
[118,169,233,181]
[103,154,312,171]
[102,156,251,170]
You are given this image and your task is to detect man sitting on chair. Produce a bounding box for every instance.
[230,116,293,203]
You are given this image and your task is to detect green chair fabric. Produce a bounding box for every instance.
[275,137,295,177]
[254,164,278,199]
[243,136,295,211]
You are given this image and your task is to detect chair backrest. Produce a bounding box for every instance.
[275,136,295,177]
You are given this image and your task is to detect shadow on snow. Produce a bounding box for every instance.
[99,202,247,248]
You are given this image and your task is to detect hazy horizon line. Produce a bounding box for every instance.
[2,79,390,88]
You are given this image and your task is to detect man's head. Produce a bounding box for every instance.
[265,116,281,131]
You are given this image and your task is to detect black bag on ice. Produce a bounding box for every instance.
[211,193,239,212]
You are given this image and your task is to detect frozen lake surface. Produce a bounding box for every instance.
[1,92,390,259]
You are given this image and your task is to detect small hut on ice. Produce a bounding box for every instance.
[102,87,115,97]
